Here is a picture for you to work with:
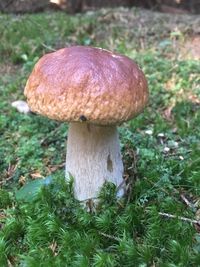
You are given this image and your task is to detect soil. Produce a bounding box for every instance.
[0,0,199,14]
[0,0,49,13]
[182,36,200,60]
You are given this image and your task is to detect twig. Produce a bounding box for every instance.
[180,194,195,209]
[163,150,192,158]
[41,43,56,52]
[159,212,200,225]
[99,232,122,242]
[116,176,127,193]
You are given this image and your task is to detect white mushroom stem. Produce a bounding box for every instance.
[65,123,124,201]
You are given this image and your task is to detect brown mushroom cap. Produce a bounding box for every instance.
[24,46,148,125]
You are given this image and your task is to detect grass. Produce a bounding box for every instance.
[0,7,200,267]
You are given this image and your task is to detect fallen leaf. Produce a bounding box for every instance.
[163,105,174,121]
[47,163,65,173]
[19,176,26,185]
[30,172,44,179]
[49,240,58,256]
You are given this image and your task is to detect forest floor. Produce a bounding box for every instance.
[0,7,200,266]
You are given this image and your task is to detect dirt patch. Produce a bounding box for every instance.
[1,0,200,14]
[0,63,18,76]
[0,0,49,13]
[85,8,200,58]
[181,36,200,60]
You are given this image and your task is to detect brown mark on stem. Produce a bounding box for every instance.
[107,154,113,172]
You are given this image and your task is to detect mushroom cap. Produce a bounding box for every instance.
[24,46,148,125]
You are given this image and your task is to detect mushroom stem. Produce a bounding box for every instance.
[65,122,124,201]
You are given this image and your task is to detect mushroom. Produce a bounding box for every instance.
[24,46,148,201]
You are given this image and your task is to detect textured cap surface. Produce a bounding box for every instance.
[24,46,148,125]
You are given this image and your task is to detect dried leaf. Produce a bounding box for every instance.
[30,172,44,179]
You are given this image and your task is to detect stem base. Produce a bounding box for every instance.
[66,123,124,201]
